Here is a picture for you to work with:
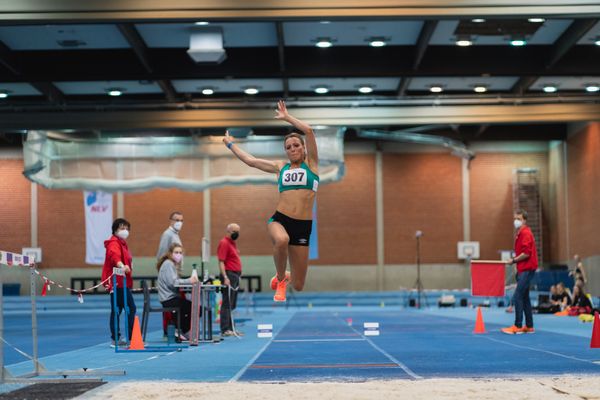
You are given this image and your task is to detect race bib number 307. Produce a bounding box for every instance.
[281,168,308,186]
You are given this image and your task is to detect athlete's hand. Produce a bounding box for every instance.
[223,130,234,147]
[274,100,289,120]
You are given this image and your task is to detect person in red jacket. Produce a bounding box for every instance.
[101,218,136,346]
[502,209,538,335]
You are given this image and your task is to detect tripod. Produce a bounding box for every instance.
[411,231,427,309]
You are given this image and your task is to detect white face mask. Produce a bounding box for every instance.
[173,221,183,231]
[513,219,523,229]
[116,229,129,240]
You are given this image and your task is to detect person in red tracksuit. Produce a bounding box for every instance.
[502,209,538,335]
[102,218,137,345]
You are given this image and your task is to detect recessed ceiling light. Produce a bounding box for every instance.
[0,91,8,99]
[315,38,333,48]
[314,86,329,94]
[473,85,487,93]
[369,37,387,47]
[528,18,545,23]
[201,88,214,95]
[510,39,527,47]
[595,38,600,46]
[456,38,473,47]
[585,84,600,93]
[358,86,374,94]
[244,87,259,95]
[430,85,443,93]
[471,18,486,23]
[320,21,331,24]
[194,21,210,26]
[543,85,557,93]
[106,88,124,96]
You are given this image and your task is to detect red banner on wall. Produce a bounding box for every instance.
[471,260,506,297]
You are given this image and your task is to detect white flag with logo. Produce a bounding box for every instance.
[84,191,113,264]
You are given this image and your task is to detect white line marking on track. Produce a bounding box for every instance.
[336,313,423,380]
[480,336,598,364]
[229,339,272,382]
[273,338,366,343]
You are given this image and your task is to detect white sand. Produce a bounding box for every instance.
[77,377,600,400]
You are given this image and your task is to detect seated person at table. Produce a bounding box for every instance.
[157,243,198,340]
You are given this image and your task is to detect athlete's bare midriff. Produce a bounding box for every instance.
[276,190,315,220]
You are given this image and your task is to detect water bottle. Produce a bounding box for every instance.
[191,263,198,279]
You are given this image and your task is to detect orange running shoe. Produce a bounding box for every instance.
[273,278,288,302]
[270,271,290,290]
[522,326,535,334]
[501,325,524,335]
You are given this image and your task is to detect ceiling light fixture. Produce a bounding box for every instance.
[201,87,214,95]
[194,21,210,26]
[509,38,527,46]
[106,88,124,96]
[429,85,443,93]
[315,38,333,48]
[542,85,557,93]
[314,86,329,94]
[456,37,473,47]
[585,84,600,93]
[471,18,486,23]
[358,86,374,94]
[473,85,487,93]
[528,18,545,23]
[595,38,600,46]
[0,91,8,99]
[243,87,259,95]
[368,37,387,47]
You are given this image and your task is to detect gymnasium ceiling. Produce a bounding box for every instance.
[0,0,600,143]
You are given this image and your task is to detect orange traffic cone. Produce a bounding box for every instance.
[473,307,486,334]
[590,312,600,348]
[129,316,145,350]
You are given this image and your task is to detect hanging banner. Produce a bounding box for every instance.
[84,191,113,264]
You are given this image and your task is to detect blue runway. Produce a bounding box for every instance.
[2,293,600,383]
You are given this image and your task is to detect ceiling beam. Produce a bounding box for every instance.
[510,19,597,94]
[117,23,178,102]
[0,40,65,104]
[396,77,411,97]
[276,21,289,98]
[2,103,599,130]
[413,21,438,71]
[545,18,598,69]
[1,1,600,21]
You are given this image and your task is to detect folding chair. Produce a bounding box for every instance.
[140,280,180,341]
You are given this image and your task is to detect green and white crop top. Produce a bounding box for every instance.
[277,162,319,193]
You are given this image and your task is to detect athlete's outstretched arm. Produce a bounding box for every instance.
[223,131,281,174]
[275,100,318,167]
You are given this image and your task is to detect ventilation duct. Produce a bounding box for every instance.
[187,27,227,64]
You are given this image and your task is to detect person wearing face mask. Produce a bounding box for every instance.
[102,218,136,346]
[501,209,538,335]
[156,212,184,260]
[157,243,198,340]
[223,100,318,302]
[217,223,243,336]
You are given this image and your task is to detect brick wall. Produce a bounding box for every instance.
[383,153,463,264]
[0,159,30,254]
[0,146,568,271]
[469,152,549,261]
[125,189,204,258]
[567,123,600,259]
